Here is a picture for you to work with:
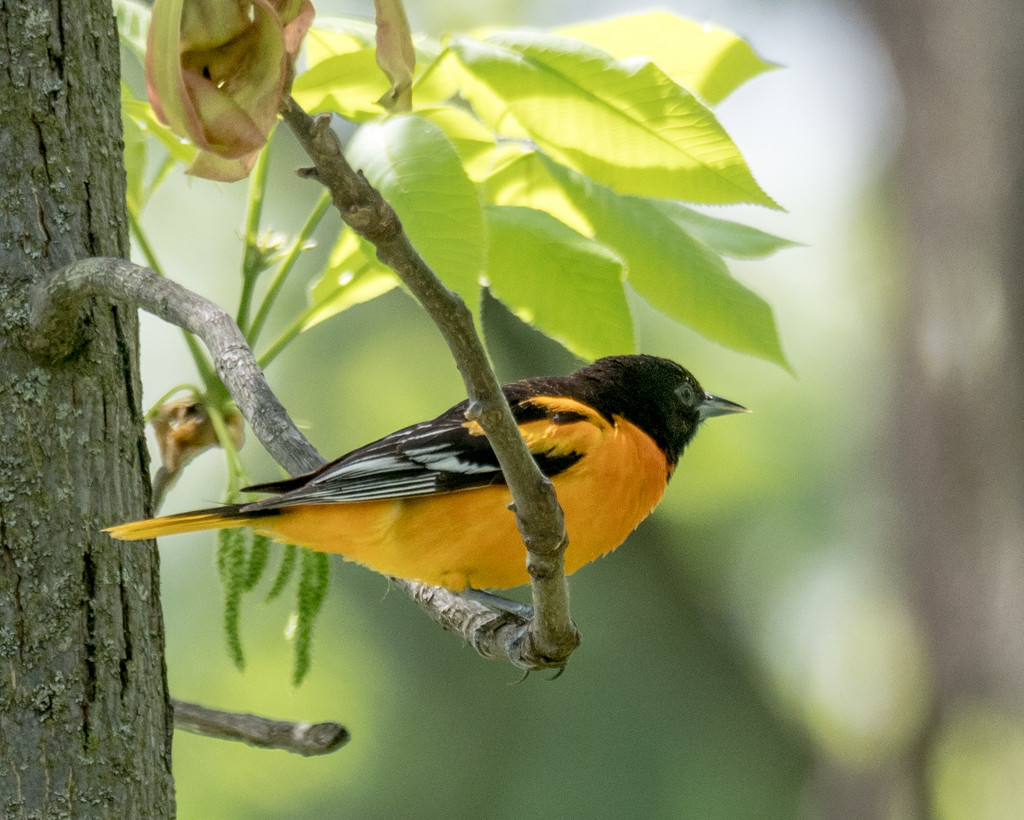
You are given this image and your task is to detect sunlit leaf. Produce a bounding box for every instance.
[291,49,392,119]
[654,201,798,260]
[304,16,384,66]
[542,159,787,365]
[345,115,486,308]
[449,32,778,207]
[559,13,778,105]
[484,205,632,360]
[301,18,453,114]
[482,148,591,235]
[415,106,496,175]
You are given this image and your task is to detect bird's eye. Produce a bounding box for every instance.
[676,382,697,406]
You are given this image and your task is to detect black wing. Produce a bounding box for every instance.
[240,389,587,511]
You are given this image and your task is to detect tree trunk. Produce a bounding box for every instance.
[0,1,175,815]
[817,0,1024,816]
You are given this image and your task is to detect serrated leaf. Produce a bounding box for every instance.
[345,115,486,308]
[542,159,787,366]
[655,201,798,260]
[559,13,778,105]
[449,33,778,207]
[484,205,632,360]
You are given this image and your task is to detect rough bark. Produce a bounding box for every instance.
[0,0,175,815]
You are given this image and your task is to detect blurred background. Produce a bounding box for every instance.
[131,0,1024,817]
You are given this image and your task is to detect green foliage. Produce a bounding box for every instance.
[294,14,791,366]
[115,5,793,679]
[119,6,791,370]
[557,13,780,106]
[216,528,248,670]
[265,543,298,603]
[291,551,331,686]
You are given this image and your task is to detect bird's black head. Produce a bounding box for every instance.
[571,355,747,466]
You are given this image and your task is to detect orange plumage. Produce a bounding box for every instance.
[107,355,747,590]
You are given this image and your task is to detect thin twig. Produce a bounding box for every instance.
[172,698,349,756]
[279,99,580,665]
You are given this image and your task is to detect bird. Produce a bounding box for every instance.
[107,355,748,590]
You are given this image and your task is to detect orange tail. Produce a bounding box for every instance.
[105,504,269,541]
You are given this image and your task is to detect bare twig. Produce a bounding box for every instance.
[279,99,580,666]
[172,698,349,756]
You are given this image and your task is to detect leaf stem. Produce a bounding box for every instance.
[236,135,275,334]
[246,189,332,346]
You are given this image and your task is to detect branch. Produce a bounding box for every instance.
[279,99,580,666]
[171,698,349,756]
[27,257,321,478]
[28,257,576,669]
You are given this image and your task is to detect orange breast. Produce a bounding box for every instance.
[257,416,670,590]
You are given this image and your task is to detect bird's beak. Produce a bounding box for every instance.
[699,392,750,421]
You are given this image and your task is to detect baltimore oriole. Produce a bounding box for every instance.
[107,355,747,590]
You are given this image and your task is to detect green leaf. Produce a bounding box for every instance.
[305,229,398,330]
[121,83,198,167]
[304,17,378,65]
[297,20,453,118]
[484,205,632,360]
[541,159,787,366]
[654,201,798,260]
[292,550,330,686]
[291,49,393,120]
[122,104,147,215]
[558,13,778,105]
[345,115,486,308]
[482,147,592,234]
[415,106,496,177]
[449,33,778,207]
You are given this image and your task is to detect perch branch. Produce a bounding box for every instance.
[28,257,576,669]
[279,99,579,666]
[27,257,321,477]
[172,698,349,756]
